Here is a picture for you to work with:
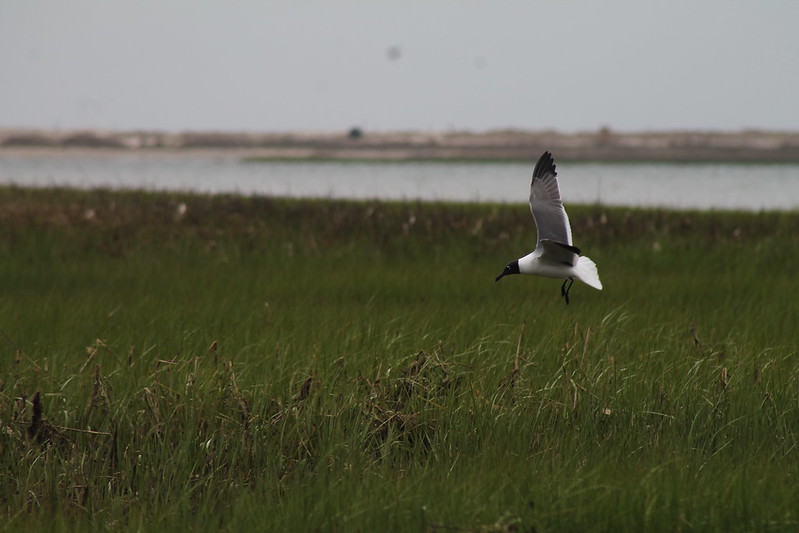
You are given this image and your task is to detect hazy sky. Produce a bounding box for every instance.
[2,1,798,133]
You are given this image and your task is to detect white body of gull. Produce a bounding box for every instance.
[495,151,602,304]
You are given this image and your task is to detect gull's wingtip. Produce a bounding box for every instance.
[533,151,556,179]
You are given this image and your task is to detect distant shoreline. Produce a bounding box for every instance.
[2,128,799,163]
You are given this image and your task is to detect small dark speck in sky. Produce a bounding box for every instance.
[386,46,402,62]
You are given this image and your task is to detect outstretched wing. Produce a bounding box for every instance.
[538,239,581,267]
[529,151,574,246]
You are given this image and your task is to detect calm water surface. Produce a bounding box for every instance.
[0,153,797,210]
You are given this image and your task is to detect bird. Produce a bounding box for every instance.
[495,151,602,304]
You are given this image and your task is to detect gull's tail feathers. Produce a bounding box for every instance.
[574,256,603,290]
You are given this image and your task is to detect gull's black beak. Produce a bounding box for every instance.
[495,260,519,282]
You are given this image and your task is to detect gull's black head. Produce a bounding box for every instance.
[495,260,520,282]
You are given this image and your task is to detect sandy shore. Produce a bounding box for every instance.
[2,128,799,162]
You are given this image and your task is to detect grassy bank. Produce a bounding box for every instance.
[1,187,798,531]
[5,128,799,162]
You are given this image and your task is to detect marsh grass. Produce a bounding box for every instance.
[1,186,798,531]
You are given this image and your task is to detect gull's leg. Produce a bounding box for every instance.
[561,278,574,305]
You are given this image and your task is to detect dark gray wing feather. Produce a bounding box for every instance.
[539,239,581,267]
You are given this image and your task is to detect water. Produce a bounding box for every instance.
[0,152,797,210]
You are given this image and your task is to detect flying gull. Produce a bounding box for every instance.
[495,151,602,304]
